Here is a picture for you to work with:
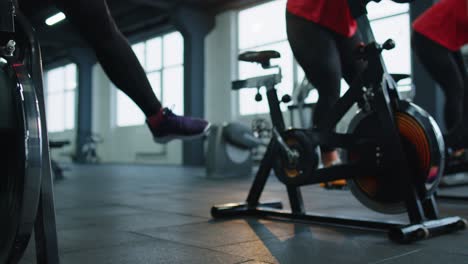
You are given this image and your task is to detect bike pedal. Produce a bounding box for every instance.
[320,180,347,190]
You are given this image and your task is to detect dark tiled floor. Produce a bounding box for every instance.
[19,164,468,264]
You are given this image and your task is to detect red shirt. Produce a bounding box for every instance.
[287,0,358,37]
[413,0,468,51]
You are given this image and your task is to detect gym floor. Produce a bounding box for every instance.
[19,164,468,264]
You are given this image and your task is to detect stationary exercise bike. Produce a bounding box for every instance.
[0,0,60,263]
[212,0,467,243]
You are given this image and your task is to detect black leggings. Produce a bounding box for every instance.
[286,11,364,151]
[20,0,162,117]
[412,32,468,148]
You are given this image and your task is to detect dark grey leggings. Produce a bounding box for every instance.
[20,0,162,117]
[412,32,468,148]
[286,11,364,151]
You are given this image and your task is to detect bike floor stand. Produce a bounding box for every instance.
[212,144,468,244]
[212,201,467,243]
[436,188,468,202]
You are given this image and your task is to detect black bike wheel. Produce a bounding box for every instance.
[347,101,445,214]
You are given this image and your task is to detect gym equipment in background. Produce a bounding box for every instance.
[0,1,60,263]
[50,140,71,181]
[206,122,264,179]
[211,0,466,243]
[436,153,468,201]
[78,133,103,164]
[251,118,272,161]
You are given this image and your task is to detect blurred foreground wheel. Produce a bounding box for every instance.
[0,60,42,263]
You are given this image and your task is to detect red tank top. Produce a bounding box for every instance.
[286,0,358,37]
[413,0,468,51]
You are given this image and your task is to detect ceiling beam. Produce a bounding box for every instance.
[126,0,175,10]
[212,0,269,13]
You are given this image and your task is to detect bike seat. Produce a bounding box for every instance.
[390,73,410,83]
[49,140,71,148]
[238,50,281,67]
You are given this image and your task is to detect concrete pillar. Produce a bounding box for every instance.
[69,48,96,162]
[172,6,215,166]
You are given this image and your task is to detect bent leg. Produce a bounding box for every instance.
[286,12,342,134]
[23,0,210,143]
[412,32,465,147]
[286,11,343,171]
[336,31,366,86]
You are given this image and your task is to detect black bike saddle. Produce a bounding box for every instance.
[390,73,410,84]
[238,50,281,66]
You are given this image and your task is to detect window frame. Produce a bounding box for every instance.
[115,31,185,128]
[44,63,78,133]
[236,0,295,116]
[368,7,413,92]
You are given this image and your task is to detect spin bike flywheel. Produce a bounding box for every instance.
[272,129,320,186]
[0,59,42,263]
[347,101,445,214]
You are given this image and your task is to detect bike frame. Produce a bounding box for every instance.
[286,12,443,218]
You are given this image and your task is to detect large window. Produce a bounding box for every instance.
[45,64,77,132]
[237,0,292,116]
[315,1,413,98]
[368,1,412,90]
[237,0,411,115]
[116,32,184,127]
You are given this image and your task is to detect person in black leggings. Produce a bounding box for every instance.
[412,0,468,151]
[19,0,210,143]
[286,1,364,170]
[413,33,468,149]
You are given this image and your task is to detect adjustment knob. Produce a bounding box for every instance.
[281,94,292,103]
[383,39,396,50]
[255,92,263,102]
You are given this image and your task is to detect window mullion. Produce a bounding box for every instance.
[369,11,409,23]
[161,36,165,105]
[61,70,65,132]
[115,32,183,127]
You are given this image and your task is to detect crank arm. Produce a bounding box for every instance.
[272,128,299,161]
[287,162,379,186]
[304,130,377,149]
